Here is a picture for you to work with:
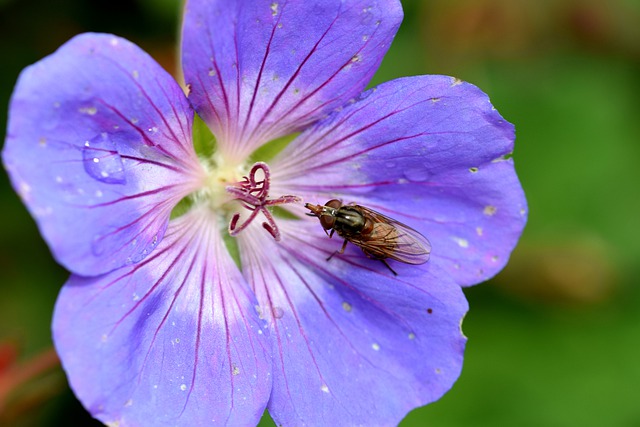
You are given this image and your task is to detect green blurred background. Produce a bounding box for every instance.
[1,0,638,425]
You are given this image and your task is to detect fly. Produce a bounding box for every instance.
[305,199,431,275]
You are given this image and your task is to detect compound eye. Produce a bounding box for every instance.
[325,199,342,209]
[319,215,336,230]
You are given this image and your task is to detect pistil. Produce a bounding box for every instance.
[226,162,300,241]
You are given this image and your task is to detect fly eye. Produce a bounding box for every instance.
[326,199,342,209]
[319,215,336,230]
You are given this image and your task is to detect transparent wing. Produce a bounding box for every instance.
[350,205,431,265]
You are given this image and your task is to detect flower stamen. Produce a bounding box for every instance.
[226,162,300,241]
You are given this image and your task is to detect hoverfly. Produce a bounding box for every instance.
[305,199,431,275]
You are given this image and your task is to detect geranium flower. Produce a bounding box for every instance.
[2,0,527,425]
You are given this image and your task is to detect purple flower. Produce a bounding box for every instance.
[2,0,526,425]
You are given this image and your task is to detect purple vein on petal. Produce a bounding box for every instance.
[184,243,206,417]
[279,223,430,331]
[278,255,379,372]
[139,252,197,388]
[245,5,341,144]
[195,71,226,139]
[69,185,181,208]
[201,25,231,141]
[79,216,194,309]
[268,260,327,387]
[240,238,297,406]
[240,1,288,145]
[259,5,386,138]
[46,144,185,175]
[96,100,196,173]
[261,13,382,133]
[104,56,193,158]
[274,98,438,179]
[233,15,241,142]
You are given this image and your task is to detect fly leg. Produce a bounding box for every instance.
[327,239,348,262]
[380,259,398,276]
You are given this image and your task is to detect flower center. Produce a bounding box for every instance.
[191,156,299,241]
[225,162,300,241]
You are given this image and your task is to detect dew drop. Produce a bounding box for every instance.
[82,133,126,185]
[372,343,380,351]
[453,237,469,248]
[321,384,329,393]
[19,182,31,195]
[403,165,430,182]
[272,306,284,319]
[180,384,187,391]
[342,302,352,312]
[78,106,98,115]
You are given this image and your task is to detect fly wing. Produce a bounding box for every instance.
[351,205,431,265]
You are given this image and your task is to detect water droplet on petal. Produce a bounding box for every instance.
[82,133,126,184]
[403,165,430,182]
[453,237,469,248]
[272,306,284,319]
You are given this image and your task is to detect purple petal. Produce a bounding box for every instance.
[181,0,402,161]
[52,209,272,426]
[238,221,467,426]
[2,34,205,276]
[271,75,527,286]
